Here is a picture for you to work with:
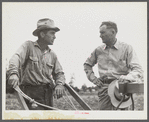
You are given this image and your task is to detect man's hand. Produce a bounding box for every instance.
[119,75,135,83]
[8,74,19,88]
[53,85,65,99]
[93,77,104,87]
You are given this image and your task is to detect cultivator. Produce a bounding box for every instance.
[12,82,144,110]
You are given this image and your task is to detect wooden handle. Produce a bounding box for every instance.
[64,83,92,110]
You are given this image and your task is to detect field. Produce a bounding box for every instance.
[6,92,144,110]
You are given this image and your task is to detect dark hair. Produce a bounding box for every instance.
[100,21,118,33]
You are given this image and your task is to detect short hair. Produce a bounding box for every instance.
[100,21,118,33]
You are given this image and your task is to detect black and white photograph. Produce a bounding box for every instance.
[2,2,147,120]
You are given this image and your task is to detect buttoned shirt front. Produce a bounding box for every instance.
[7,41,65,87]
[84,40,143,82]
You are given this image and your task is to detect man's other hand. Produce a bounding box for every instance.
[8,74,19,88]
[53,85,65,99]
[119,75,135,83]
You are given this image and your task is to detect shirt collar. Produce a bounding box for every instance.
[113,40,119,50]
[103,39,119,50]
[33,41,40,48]
[33,41,51,52]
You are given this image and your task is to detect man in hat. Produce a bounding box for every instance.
[84,21,143,110]
[6,18,66,110]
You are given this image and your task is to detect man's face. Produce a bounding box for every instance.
[43,30,56,45]
[99,25,114,44]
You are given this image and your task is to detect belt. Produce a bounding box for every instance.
[20,84,52,90]
[102,78,115,84]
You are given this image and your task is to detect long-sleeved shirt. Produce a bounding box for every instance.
[7,41,65,87]
[84,40,143,84]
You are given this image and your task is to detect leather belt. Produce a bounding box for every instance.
[20,84,52,90]
[102,78,115,84]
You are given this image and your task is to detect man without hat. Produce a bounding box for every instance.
[6,18,66,110]
[84,21,143,110]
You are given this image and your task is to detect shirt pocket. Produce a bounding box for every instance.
[117,59,128,72]
[46,63,54,75]
[28,56,39,71]
[97,56,106,66]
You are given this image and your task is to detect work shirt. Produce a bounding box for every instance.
[84,40,143,110]
[84,40,143,84]
[7,41,65,87]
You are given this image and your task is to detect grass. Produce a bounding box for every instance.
[6,92,144,110]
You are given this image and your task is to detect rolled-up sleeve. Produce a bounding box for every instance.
[6,41,29,81]
[52,56,65,85]
[126,45,144,82]
[84,49,98,82]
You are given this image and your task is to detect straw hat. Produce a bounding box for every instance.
[108,80,132,108]
[33,18,60,36]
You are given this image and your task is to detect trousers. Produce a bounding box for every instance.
[98,79,128,110]
[20,84,53,110]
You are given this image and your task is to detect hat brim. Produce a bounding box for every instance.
[33,26,60,36]
[108,80,132,108]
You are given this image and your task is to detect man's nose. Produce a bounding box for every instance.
[53,35,56,39]
[100,34,102,38]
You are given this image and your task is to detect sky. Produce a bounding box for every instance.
[3,2,147,89]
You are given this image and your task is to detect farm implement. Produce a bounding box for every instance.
[12,82,143,110]
[13,83,92,110]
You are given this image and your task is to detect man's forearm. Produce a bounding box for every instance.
[127,63,144,82]
[84,63,96,81]
[84,63,103,86]
[54,72,66,86]
[6,55,21,81]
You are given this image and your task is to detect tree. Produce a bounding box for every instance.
[88,87,92,92]
[74,86,80,93]
[69,73,75,87]
[68,73,80,92]
[81,84,87,92]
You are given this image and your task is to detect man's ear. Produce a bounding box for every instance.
[111,29,117,36]
[111,28,116,34]
[39,31,45,38]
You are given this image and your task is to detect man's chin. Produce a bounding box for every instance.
[102,40,106,43]
[49,42,54,45]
